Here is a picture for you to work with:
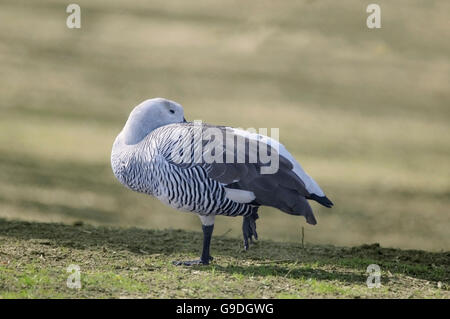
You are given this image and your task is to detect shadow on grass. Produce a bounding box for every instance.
[207,264,367,284]
[0,150,121,196]
[0,196,119,224]
[0,218,448,285]
[0,150,126,224]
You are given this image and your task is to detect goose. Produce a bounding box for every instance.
[111,98,333,266]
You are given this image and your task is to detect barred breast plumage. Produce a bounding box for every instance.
[111,123,257,217]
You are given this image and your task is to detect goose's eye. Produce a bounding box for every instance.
[169,109,175,114]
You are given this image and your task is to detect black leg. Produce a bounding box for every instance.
[242,211,259,250]
[173,224,214,266]
[200,224,214,263]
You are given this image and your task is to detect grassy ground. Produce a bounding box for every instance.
[0,0,449,298]
[0,0,449,251]
[0,218,448,298]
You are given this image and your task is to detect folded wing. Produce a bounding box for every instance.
[164,123,333,225]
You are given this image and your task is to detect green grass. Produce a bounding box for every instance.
[0,219,448,298]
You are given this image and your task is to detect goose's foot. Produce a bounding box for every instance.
[173,256,213,266]
[173,223,215,266]
[242,211,259,250]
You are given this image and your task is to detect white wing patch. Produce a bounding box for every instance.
[224,188,256,203]
[199,214,216,226]
[229,127,325,196]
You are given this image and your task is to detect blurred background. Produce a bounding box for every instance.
[0,0,448,251]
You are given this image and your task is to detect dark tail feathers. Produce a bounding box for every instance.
[308,194,334,208]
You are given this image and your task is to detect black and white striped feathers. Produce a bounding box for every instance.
[111,98,333,225]
[112,123,258,218]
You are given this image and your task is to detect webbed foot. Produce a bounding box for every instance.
[242,211,259,250]
[172,256,213,266]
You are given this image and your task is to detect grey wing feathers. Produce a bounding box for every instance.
[153,124,257,217]
[162,123,320,224]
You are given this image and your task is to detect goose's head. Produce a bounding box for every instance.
[121,98,186,145]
